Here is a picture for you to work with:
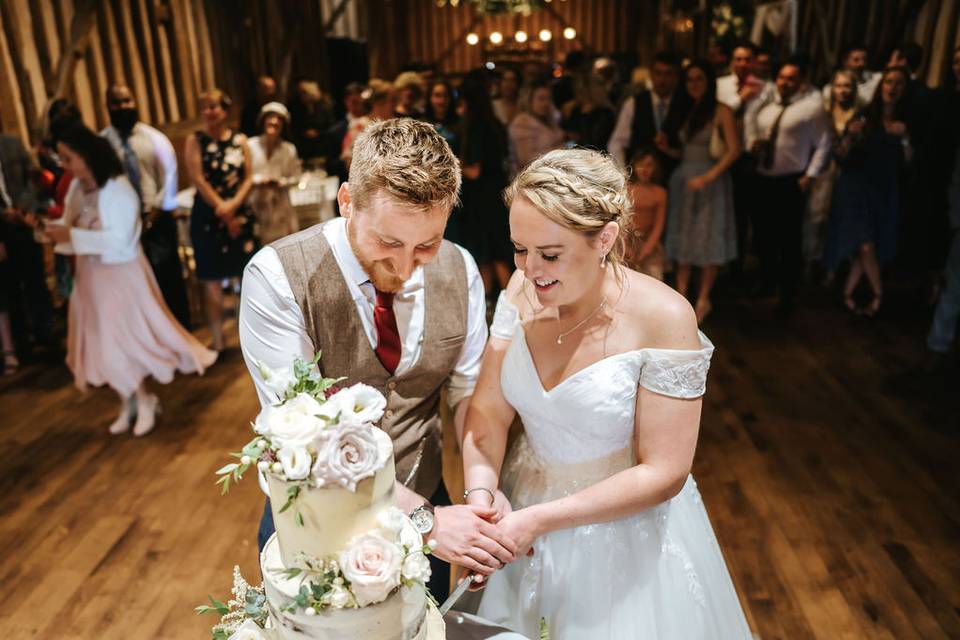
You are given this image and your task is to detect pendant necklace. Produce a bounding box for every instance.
[556,297,608,345]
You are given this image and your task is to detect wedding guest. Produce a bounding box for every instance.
[747,57,832,313]
[457,76,512,295]
[508,81,565,175]
[341,80,392,172]
[240,75,278,137]
[805,70,861,266]
[608,51,688,178]
[624,150,667,280]
[562,75,616,152]
[927,144,960,358]
[46,124,215,436]
[716,42,773,273]
[424,78,459,151]
[0,131,53,354]
[326,83,367,187]
[248,102,302,244]
[821,45,881,105]
[660,60,741,323]
[754,49,773,81]
[493,67,521,126]
[102,83,191,329]
[185,88,257,352]
[289,79,335,166]
[393,71,425,119]
[822,67,910,316]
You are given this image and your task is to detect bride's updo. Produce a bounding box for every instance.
[504,148,632,268]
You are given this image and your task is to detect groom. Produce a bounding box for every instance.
[238,118,516,599]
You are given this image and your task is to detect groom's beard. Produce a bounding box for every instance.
[346,220,406,293]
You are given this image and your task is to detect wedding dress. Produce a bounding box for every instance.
[477,294,753,639]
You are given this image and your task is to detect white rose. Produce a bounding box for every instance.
[399,519,422,550]
[378,507,407,535]
[336,384,387,425]
[256,361,297,398]
[401,550,431,583]
[278,444,312,480]
[339,532,402,606]
[257,393,326,450]
[312,423,384,491]
[227,619,269,640]
[322,584,354,609]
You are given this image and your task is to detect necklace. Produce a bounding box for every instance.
[556,297,607,345]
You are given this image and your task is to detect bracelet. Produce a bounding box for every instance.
[463,487,495,505]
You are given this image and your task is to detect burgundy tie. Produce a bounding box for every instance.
[373,289,401,375]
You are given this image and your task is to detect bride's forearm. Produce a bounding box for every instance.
[461,407,509,502]
[526,463,688,535]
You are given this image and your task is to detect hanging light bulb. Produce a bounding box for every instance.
[539,29,552,42]
[563,27,576,40]
[515,30,528,43]
[466,33,479,45]
[490,31,504,45]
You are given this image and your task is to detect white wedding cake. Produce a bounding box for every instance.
[202,357,444,640]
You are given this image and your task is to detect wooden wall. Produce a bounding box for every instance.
[367,0,655,79]
[0,0,218,143]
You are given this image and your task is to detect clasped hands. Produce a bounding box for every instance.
[430,490,539,589]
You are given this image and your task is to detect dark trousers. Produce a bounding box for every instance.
[754,173,806,308]
[257,479,453,601]
[3,224,53,347]
[142,210,191,329]
[731,156,758,270]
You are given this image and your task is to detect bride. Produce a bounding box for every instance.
[460,149,753,639]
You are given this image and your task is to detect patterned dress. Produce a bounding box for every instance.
[190,130,258,279]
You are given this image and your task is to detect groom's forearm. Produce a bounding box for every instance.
[393,481,428,513]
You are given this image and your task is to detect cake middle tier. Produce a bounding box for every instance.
[266,443,397,566]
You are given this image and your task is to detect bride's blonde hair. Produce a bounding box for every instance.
[504,149,632,269]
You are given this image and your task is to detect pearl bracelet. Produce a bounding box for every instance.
[463,487,495,504]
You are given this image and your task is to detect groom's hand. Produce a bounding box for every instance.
[430,504,518,576]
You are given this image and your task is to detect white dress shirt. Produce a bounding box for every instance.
[607,93,672,167]
[102,123,179,212]
[716,74,774,114]
[821,70,881,106]
[248,137,301,185]
[239,217,488,412]
[747,93,832,178]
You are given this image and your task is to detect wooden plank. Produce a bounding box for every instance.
[86,19,111,129]
[113,0,150,123]
[6,0,49,134]
[168,0,198,115]
[96,0,124,86]
[152,2,182,122]
[0,2,29,140]
[193,0,216,94]
[133,0,166,124]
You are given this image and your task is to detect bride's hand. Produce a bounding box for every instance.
[490,489,513,523]
[496,508,541,558]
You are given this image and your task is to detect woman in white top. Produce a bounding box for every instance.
[460,149,752,639]
[46,124,216,436]
[248,102,302,244]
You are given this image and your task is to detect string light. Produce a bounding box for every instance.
[539,29,552,42]
[515,30,528,43]
[466,33,479,45]
[563,27,576,40]
[490,31,504,45]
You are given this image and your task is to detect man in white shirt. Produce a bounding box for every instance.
[239,119,515,601]
[747,58,832,313]
[821,44,881,106]
[102,84,190,328]
[716,42,775,275]
[607,50,687,177]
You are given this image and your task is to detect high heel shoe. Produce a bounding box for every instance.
[133,393,161,437]
[108,398,135,435]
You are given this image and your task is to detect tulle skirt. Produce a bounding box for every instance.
[478,436,753,640]
[66,252,217,396]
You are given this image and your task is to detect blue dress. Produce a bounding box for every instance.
[666,124,737,266]
[822,127,902,271]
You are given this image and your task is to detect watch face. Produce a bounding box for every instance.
[411,509,434,534]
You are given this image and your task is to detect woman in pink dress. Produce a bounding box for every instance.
[45,124,217,436]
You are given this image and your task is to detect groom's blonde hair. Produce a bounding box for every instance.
[504,148,632,268]
[349,118,461,213]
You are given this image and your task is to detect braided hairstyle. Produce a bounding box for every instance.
[504,148,632,271]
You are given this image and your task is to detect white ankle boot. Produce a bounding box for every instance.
[108,397,134,435]
[133,393,160,437]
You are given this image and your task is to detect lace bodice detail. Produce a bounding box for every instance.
[492,293,714,463]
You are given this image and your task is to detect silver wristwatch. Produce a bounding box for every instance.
[410,503,435,536]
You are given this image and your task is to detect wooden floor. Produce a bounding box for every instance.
[1,285,958,639]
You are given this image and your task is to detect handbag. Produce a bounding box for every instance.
[708,123,726,160]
